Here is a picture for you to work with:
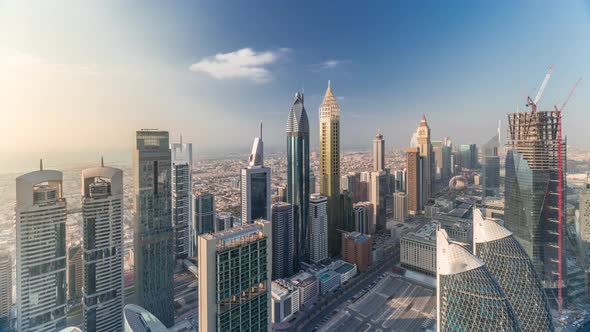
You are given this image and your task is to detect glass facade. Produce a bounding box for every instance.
[439,266,521,331]
[133,131,174,327]
[476,236,554,331]
[250,172,269,221]
[216,237,268,332]
[287,92,310,270]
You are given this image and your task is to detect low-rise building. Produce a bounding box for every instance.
[317,270,340,295]
[271,279,300,324]
[289,272,319,307]
[333,262,357,284]
[400,222,436,276]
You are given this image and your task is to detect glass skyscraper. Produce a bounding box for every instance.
[133,130,174,327]
[198,221,271,332]
[436,228,520,332]
[473,209,554,332]
[193,192,216,235]
[481,125,500,198]
[271,202,294,279]
[504,110,566,306]
[81,165,124,332]
[171,141,193,259]
[16,168,67,332]
[241,125,271,224]
[286,92,310,269]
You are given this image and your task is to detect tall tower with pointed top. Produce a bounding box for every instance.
[287,92,310,269]
[416,114,433,206]
[319,81,342,255]
[241,125,271,223]
[171,139,193,258]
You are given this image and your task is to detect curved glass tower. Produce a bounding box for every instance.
[437,228,520,332]
[473,209,554,332]
[287,92,310,270]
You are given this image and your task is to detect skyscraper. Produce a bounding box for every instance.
[0,252,12,329]
[473,209,554,332]
[436,228,520,332]
[579,177,590,264]
[373,132,384,172]
[353,201,373,234]
[393,192,408,222]
[309,194,328,263]
[406,147,421,215]
[81,164,124,332]
[460,144,478,170]
[16,166,67,331]
[416,115,433,202]
[198,220,272,332]
[432,140,443,181]
[481,125,501,198]
[67,244,83,300]
[286,92,310,270]
[171,140,193,258]
[133,130,174,327]
[193,191,216,235]
[271,202,294,279]
[241,124,271,223]
[504,109,566,307]
[319,81,341,256]
[369,171,387,232]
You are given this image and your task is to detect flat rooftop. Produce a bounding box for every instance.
[320,274,436,332]
[334,263,355,274]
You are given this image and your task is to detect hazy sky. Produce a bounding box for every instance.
[1,1,589,173]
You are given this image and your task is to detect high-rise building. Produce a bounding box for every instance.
[81,165,124,332]
[0,252,12,328]
[67,244,83,300]
[341,172,361,202]
[309,172,316,195]
[319,81,341,256]
[198,220,271,332]
[481,126,501,198]
[215,212,234,232]
[341,232,373,272]
[416,115,433,202]
[369,171,387,232]
[579,177,590,264]
[133,130,174,327]
[241,125,271,223]
[442,143,452,180]
[432,140,443,181]
[373,132,385,172]
[436,228,520,332]
[473,209,554,332]
[505,109,567,307]
[193,191,216,235]
[16,167,67,331]
[309,194,328,263]
[271,202,294,279]
[286,92,310,270]
[393,192,408,222]
[406,147,421,214]
[460,144,478,170]
[171,140,193,258]
[353,202,373,234]
[394,169,406,192]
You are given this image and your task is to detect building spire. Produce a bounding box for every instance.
[101,156,104,167]
[40,159,43,171]
[260,121,263,140]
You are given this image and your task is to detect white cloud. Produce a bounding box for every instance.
[321,59,342,69]
[189,48,288,83]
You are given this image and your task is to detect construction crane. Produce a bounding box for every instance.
[526,64,554,112]
[552,76,581,313]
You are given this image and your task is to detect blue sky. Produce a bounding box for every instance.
[0,1,589,172]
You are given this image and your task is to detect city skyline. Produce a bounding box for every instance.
[2,1,589,174]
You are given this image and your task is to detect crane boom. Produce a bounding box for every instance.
[534,64,554,105]
[555,77,582,113]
